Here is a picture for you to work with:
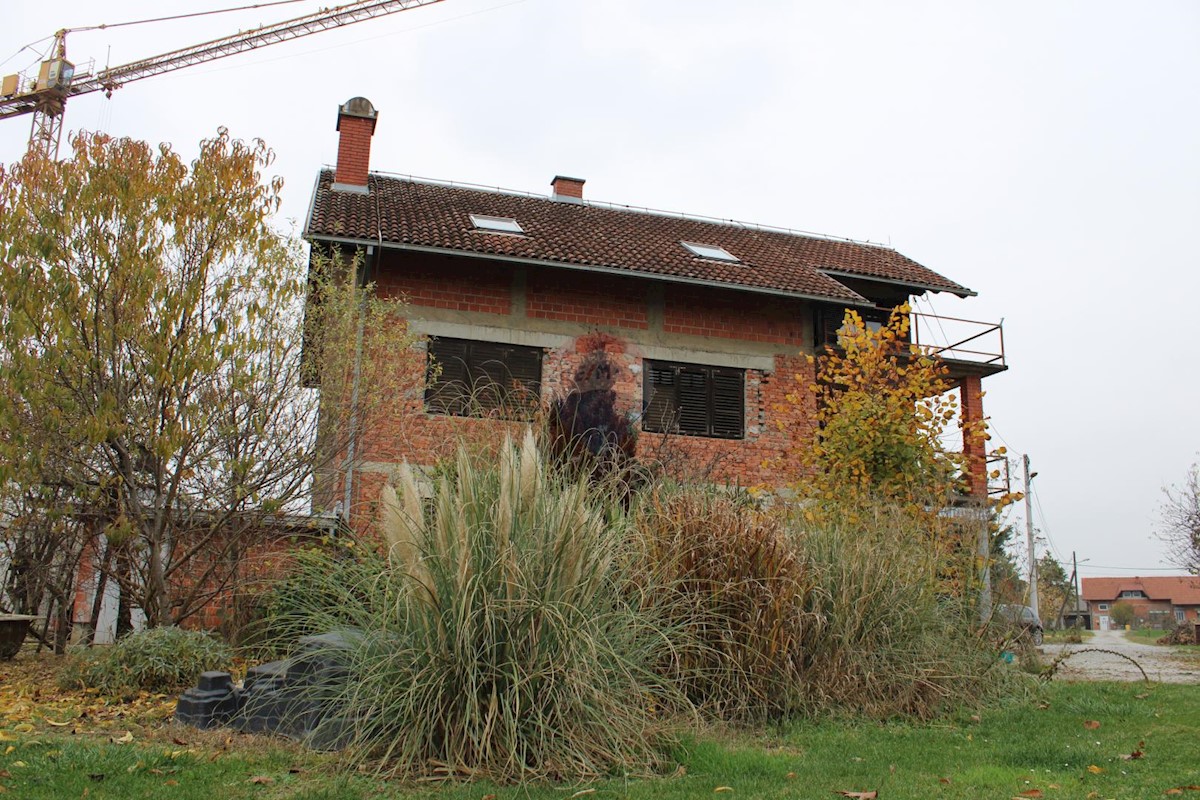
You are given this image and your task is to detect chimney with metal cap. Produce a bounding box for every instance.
[551,175,585,202]
[333,96,378,192]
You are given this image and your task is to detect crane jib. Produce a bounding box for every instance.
[0,0,446,157]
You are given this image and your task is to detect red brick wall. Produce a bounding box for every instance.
[331,254,824,530]
[959,375,987,499]
[1091,599,1195,629]
[663,285,807,345]
[526,271,649,329]
[178,534,305,636]
[375,253,511,315]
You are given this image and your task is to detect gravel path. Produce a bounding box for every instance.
[1040,629,1200,683]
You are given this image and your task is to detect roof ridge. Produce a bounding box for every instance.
[318,166,897,251]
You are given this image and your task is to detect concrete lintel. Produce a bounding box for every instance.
[409,319,574,350]
[637,343,775,372]
[408,318,776,372]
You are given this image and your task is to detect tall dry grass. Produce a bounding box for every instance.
[631,486,822,718]
[632,486,1009,721]
[273,431,683,781]
[791,504,1008,719]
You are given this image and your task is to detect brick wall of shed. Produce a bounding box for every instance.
[68,531,318,644]
[175,535,304,637]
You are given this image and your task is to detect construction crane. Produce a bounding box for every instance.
[0,0,445,158]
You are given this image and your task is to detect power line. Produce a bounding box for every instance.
[1031,482,1067,564]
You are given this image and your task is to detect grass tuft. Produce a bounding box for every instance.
[270,431,684,781]
[58,626,233,695]
[793,507,1013,719]
[632,486,822,718]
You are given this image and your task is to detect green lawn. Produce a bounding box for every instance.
[2,682,1199,798]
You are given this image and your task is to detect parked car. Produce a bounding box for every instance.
[996,604,1044,645]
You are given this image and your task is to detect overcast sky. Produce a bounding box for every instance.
[3,1,1198,582]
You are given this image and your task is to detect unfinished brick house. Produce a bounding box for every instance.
[1082,576,1200,631]
[305,97,1007,527]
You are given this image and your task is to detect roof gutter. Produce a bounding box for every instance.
[306,233,878,308]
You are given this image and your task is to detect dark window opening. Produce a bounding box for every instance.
[425,337,542,418]
[815,305,900,350]
[642,360,744,439]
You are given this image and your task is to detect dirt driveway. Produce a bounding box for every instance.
[1040,629,1200,683]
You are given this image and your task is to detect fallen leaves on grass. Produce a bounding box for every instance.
[835,792,877,799]
[1164,787,1200,795]
[1121,741,1145,760]
[1083,720,1101,730]
[1014,791,1043,798]
[1,655,177,737]
[248,775,275,785]
[1086,765,1105,774]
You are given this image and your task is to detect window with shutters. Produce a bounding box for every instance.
[642,360,745,439]
[425,337,542,419]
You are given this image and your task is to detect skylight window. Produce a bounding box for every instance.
[470,214,524,235]
[681,241,739,262]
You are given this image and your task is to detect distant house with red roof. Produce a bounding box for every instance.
[304,97,1008,528]
[1081,576,1200,630]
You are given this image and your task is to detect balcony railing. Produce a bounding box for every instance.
[911,312,1005,370]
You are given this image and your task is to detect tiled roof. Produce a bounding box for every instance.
[306,170,973,304]
[1082,576,1200,606]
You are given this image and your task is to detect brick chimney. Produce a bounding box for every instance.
[551,175,585,203]
[333,97,378,192]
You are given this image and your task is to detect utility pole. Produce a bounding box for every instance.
[1073,551,1080,618]
[1024,454,1039,620]
[978,505,992,621]
[1057,550,1079,628]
